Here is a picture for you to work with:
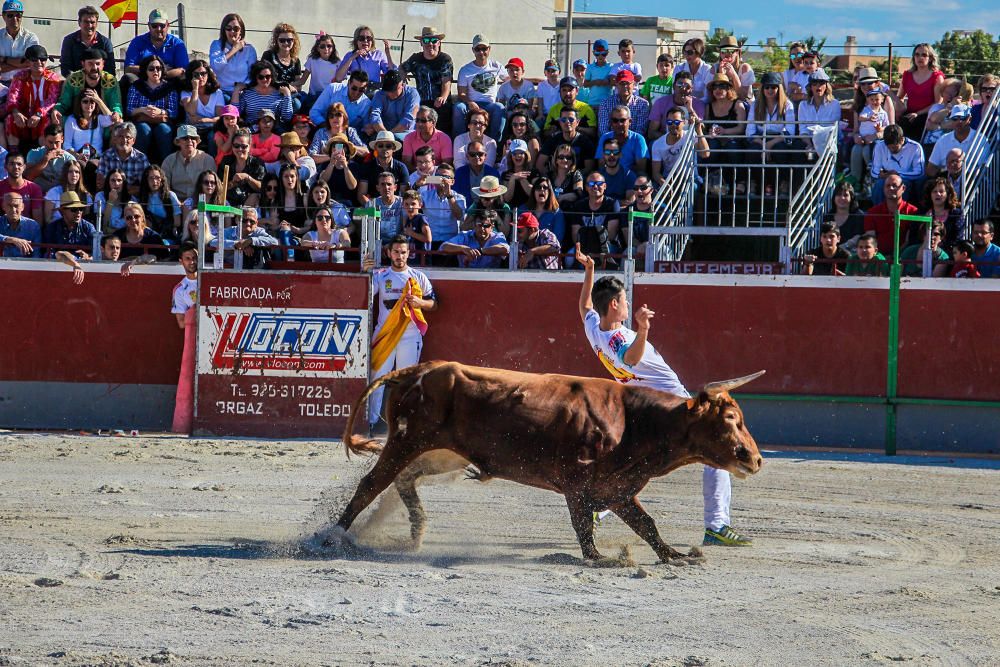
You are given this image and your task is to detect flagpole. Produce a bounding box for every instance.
[134,0,139,38]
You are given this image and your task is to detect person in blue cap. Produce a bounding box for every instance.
[584,39,613,109]
[0,0,39,84]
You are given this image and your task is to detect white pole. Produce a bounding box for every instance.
[564,0,575,75]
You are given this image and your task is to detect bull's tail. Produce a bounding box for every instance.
[342,362,446,459]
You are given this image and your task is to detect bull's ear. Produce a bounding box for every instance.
[686,393,711,417]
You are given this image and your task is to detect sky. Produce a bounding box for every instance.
[584,0,1000,55]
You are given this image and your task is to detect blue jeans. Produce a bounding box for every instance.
[452,100,506,142]
[134,122,174,163]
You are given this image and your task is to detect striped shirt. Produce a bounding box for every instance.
[237,88,293,126]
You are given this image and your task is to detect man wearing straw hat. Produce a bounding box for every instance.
[358,129,409,203]
[401,26,454,134]
[161,125,215,201]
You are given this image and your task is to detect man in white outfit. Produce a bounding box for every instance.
[576,243,751,546]
[364,234,437,433]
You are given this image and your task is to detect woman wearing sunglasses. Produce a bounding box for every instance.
[520,176,566,247]
[782,42,806,99]
[209,13,258,97]
[709,36,754,102]
[302,34,341,110]
[746,71,794,196]
[126,54,180,162]
[335,25,395,90]
[673,38,712,102]
[545,144,584,206]
[262,23,306,112]
[896,43,945,142]
[232,61,293,129]
[301,205,351,263]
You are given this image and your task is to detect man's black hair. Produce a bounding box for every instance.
[591,275,626,316]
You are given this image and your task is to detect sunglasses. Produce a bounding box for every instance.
[225,25,241,32]
[376,143,396,150]
[763,84,779,90]
[257,74,272,80]
[593,50,608,56]
[147,66,163,72]
[467,151,486,158]
[473,46,490,52]
[675,83,692,91]
[348,85,366,93]
[315,214,332,220]
[684,49,697,56]
[981,86,997,93]
[358,36,374,42]
[587,180,606,187]
[265,185,278,191]
[535,184,551,190]
[790,52,805,59]
[545,67,559,73]
[193,70,208,77]
[557,116,577,123]
[278,38,294,45]
[415,117,432,123]
[421,37,440,45]
[603,149,621,156]
[610,118,628,124]
[636,183,653,191]
[713,83,732,90]
[512,122,527,128]
[475,221,494,227]
[125,214,143,221]
[664,119,683,127]
[556,154,573,160]
[232,143,250,149]
[318,43,333,48]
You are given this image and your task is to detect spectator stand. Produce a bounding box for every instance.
[645,128,696,270]
[959,85,1000,236]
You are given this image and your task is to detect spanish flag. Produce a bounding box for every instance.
[371,277,428,371]
[101,0,137,28]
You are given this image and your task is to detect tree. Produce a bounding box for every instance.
[871,57,903,86]
[935,30,1000,79]
[749,40,789,74]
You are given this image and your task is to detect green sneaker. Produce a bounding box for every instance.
[703,525,753,547]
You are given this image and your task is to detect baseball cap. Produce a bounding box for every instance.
[258,108,276,120]
[147,8,168,25]
[572,59,587,69]
[506,57,524,70]
[809,70,831,83]
[949,103,972,120]
[559,75,578,90]
[508,138,529,155]
[1,0,23,13]
[174,125,199,141]
[615,70,635,83]
[472,34,490,49]
[219,104,239,118]
[760,71,783,87]
[593,39,609,53]
[865,88,884,97]
[292,114,313,126]
[517,212,539,229]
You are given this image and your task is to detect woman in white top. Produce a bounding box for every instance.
[674,38,713,103]
[453,108,498,168]
[180,60,224,141]
[796,71,841,159]
[746,72,795,195]
[300,206,350,263]
[44,160,93,224]
[782,42,807,99]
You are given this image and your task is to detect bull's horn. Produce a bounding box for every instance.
[704,370,766,397]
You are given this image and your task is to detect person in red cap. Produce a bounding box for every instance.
[515,211,560,270]
[498,57,537,117]
[597,69,650,136]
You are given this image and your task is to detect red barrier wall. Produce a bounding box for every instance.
[3,265,999,406]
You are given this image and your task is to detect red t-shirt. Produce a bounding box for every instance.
[0,179,45,216]
[901,70,945,114]
[863,200,919,256]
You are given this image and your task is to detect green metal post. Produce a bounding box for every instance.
[886,212,933,455]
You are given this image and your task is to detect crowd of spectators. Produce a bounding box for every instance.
[0,3,996,277]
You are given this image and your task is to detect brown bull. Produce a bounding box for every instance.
[335,361,765,564]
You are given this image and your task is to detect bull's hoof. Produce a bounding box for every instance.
[464,464,492,482]
[584,556,623,568]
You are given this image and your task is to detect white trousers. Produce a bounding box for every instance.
[368,331,423,424]
[649,381,733,530]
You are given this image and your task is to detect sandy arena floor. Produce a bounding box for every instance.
[1,432,999,666]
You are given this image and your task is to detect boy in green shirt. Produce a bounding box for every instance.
[846,232,889,276]
[640,53,674,103]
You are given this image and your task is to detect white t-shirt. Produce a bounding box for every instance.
[457,59,507,104]
[610,62,643,80]
[582,309,686,396]
[63,114,112,153]
[497,79,536,107]
[372,266,434,338]
[180,90,225,122]
[305,57,340,95]
[536,79,562,115]
[928,128,978,168]
[303,230,345,263]
[172,276,197,315]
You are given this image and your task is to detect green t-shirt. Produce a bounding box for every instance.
[640,75,673,103]
[899,244,949,277]
[846,251,889,276]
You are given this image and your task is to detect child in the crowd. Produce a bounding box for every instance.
[535,60,563,120]
[213,105,241,167]
[949,240,981,278]
[585,39,613,108]
[498,57,537,117]
[640,53,673,103]
[251,109,281,167]
[400,188,431,250]
[851,90,889,188]
[609,39,642,83]
[572,59,590,106]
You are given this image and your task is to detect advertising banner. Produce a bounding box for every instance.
[194,271,370,437]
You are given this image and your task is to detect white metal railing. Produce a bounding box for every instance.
[788,124,839,252]
[959,89,1000,235]
[647,129,696,269]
